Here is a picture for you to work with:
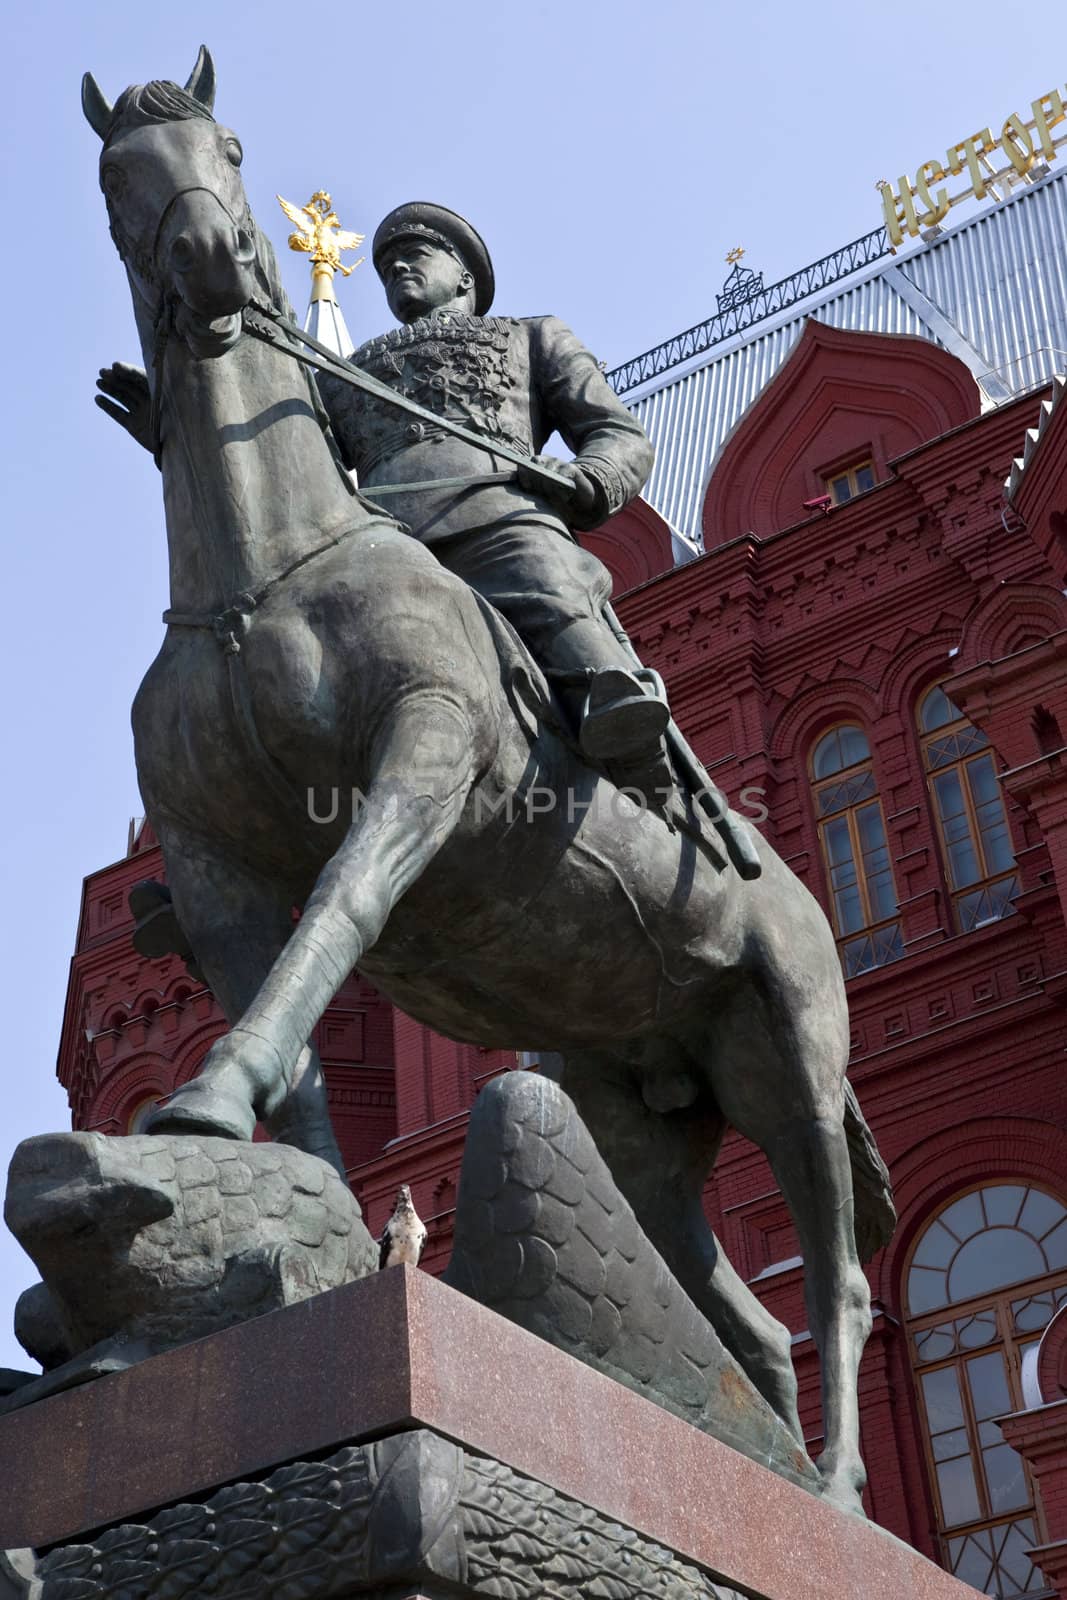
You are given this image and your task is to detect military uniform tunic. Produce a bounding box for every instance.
[316,310,655,678]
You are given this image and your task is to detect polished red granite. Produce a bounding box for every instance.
[0,1268,982,1599]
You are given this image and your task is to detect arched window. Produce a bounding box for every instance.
[919,688,1018,934]
[906,1183,1067,1596]
[127,1095,162,1134]
[811,725,903,978]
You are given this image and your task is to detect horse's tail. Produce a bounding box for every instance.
[844,1079,896,1261]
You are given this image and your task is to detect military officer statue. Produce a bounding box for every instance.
[315,202,668,769]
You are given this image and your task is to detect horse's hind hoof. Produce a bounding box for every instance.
[817,1463,868,1519]
[821,1485,868,1519]
[146,1081,256,1143]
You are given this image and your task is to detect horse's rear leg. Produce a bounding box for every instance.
[155,700,477,1147]
[146,829,345,1176]
[564,1048,802,1441]
[773,1108,871,1512]
[708,977,871,1514]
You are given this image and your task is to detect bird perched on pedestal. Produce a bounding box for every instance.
[378,1184,427,1270]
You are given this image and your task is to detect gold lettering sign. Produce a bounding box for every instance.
[880,88,1067,245]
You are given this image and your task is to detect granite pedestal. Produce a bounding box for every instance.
[0,1268,983,1599]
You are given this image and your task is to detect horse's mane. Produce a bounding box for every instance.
[106,79,214,137]
[104,80,295,324]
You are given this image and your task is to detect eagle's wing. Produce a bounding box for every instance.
[332,228,366,252]
[277,194,316,236]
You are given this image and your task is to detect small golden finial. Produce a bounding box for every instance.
[277,190,366,303]
[725,246,745,265]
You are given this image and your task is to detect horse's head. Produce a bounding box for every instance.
[82,47,265,356]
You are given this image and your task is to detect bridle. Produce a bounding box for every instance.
[106,165,253,305]
[105,171,256,464]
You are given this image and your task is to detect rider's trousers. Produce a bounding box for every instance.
[432,516,634,681]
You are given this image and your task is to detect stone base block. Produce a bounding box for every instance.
[11,1429,753,1600]
[0,1267,983,1600]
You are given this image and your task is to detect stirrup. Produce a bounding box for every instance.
[579,667,670,763]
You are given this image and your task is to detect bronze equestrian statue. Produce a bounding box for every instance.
[83,49,893,1513]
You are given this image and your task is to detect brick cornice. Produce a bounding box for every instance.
[999,1400,1067,1462]
[1014,382,1067,559]
[891,388,1048,489]
[1023,1538,1067,1593]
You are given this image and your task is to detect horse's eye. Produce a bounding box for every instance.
[101,165,125,197]
[225,140,243,168]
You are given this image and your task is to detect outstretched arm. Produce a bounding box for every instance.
[95,362,153,454]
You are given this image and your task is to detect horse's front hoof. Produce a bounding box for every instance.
[146,1080,256,1143]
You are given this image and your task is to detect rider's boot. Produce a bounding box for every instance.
[578,667,670,765]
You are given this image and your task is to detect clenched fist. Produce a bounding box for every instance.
[515,453,597,522]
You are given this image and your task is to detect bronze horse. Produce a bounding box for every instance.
[82,49,893,1512]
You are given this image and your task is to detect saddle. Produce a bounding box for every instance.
[470,595,693,844]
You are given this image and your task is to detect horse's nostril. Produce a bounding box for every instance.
[234,228,256,266]
[170,234,195,272]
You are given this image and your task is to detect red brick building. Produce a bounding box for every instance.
[54,187,1067,1597]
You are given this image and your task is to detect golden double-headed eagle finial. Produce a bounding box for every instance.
[277,190,365,302]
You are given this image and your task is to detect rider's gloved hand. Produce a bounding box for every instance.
[516,454,598,523]
[96,362,153,453]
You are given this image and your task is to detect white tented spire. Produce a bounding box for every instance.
[304,268,356,359]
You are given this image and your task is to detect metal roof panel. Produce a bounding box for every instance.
[627,172,1067,545]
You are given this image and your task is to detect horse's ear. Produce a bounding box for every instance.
[81,71,113,140]
[185,45,216,112]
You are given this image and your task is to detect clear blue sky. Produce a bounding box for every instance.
[0,0,1058,1369]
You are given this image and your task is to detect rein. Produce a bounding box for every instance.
[147,295,175,468]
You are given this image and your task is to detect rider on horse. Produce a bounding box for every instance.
[315,202,669,774]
